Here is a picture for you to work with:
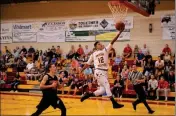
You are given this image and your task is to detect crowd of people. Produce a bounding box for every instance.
[0,43,175,101]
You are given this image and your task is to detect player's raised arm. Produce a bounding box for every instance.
[110,27,124,45]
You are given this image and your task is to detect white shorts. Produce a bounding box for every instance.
[93,69,112,96]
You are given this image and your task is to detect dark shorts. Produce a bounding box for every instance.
[37,96,61,109]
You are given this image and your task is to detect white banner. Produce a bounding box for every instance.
[0,33,12,43]
[13,22,40,33]
[39,21,66,32]
[67,17,133,31]
[65,31,95,42]
[161,14,175,27]
[13,32,37,42]
[1,23,12,33]
[37,31,65,42]
[96,29,130,41]
[162,27,175,40]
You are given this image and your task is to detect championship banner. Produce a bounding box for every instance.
[96,29,130,41]
[161,14,175,27]
[37,31,65,42]
[65,31,95,42]
[162,27,175,40]
[13,32,37,42]
[67,17,133,31]
[13,22,40,33]
[38,21,66,32]
[0,33,12,43]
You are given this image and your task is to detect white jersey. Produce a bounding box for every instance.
[87,43,112,70]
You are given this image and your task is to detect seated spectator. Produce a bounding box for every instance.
[51,45,56,53]
[144,51,152,63]
[24,60,34,73]
[143,57,154,78]
[10,73,20,92]
[114,55,122,65]
[28,46,35,59]
[83,66,93,80]
[71,58,80,72]
[121,65,129,81]
[111,75,124,98]
[17,57,27,72]
[164,52,171,65]
[155,56,164,77]
[168,70,175,91]
[109,47,116,59]
[162,44,171,55]
[33,50,39,62]
[142,44,149,56]
[0,72,7,88]
[56,46,62,58]
[67,45,76,59]
[84,45,91,58]
[75,44,84,59]
[135,50,145,67]
[112,62,121,79]
[20,45,27,55]
[123,44,132,58]
[51,55,57,64]
[147,75,158,100]
[156,77,170,101]
[133,44,139,58]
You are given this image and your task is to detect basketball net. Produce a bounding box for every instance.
[108,1,128,23]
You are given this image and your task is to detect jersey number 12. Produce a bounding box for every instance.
[98,57,104,63]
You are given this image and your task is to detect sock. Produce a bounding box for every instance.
[110,96,117,105]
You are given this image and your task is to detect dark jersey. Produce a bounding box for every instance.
[42,74,58,98]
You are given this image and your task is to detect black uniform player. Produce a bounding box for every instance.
[31,63,66,116]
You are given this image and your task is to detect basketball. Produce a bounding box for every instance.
[115,21,125,31]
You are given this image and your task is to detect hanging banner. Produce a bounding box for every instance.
[13,22,40,33]
[1,23,12,33]
[13,32,37,42]
[161,14,175,27]
[67,17,133,31]
[38,21,66,32]
[0,33,12,43]
[96,29,130,41]
[65,31,95,42]
[162,27,175,40]
[37,31,65,42]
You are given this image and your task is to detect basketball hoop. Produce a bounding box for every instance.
[108,1,128,23]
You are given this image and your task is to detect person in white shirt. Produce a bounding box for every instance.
[155,56,165,76]
[80,28,125,109]
[147,75,158,100]
[141,44,149,56]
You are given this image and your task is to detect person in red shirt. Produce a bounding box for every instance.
[76,44,84,57]
[162,44,171,55]
[123,44,132,58]
[156,77,170,101]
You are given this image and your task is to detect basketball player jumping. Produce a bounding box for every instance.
[31,63,66,116]
[80,27,124,109]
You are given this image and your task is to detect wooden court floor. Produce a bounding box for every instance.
[0,92,175,116]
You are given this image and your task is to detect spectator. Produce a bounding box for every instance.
[51,45,56,53]
[83,66,93,80]
[168,70,175,91]
[84,45,91,56]
[123,44,132,58]
[164,52,171,64]
[143,56,154,77]
[20,45,27,55]
[47,48,54,63]
[144,51,152,63]
[56,46,62,58]
[28,46,35,58]
[112,62,121,79]
[109,47,116,59]
[135,50,145,67]
[156,77,170,101]
[10,73,20,92]
[155,56,164,77]
[34,50,39,62]
[121,65,129,81]
[134,45,139,58]
[142,44,149,56]
[17,57,27,72]
[51,55,57,64]
[76,44,84,58]
[0,72,7,88]
[114,55,122,65]
[24,60,34,73]
[162,44,171,55]
[111,75,124,98]
[67,45,76,59]
[147,75,158,100]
